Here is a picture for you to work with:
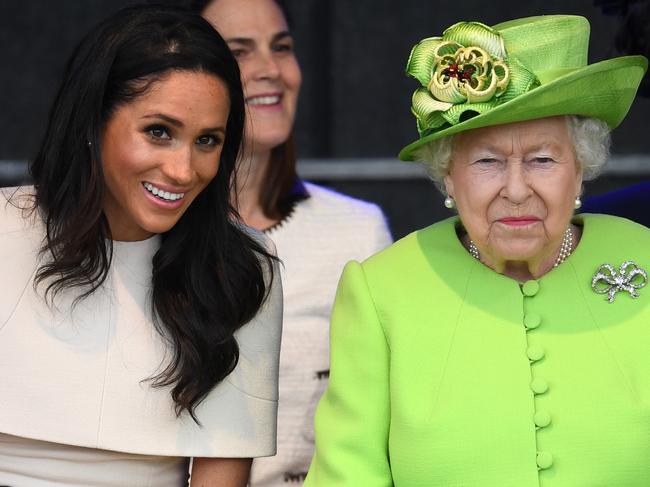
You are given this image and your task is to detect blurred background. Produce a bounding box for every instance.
[1,0,647,238]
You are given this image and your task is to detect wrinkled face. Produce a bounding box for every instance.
[203,0,301,153]
[101,70,230,241]
[444,116,582,267]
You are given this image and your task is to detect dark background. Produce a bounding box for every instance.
[1,1,647,238]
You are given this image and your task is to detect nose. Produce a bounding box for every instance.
[500,161,532,204]
[251,50,280,81]
[161,145,194,185]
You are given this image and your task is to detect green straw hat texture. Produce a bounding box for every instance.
[399,15,648,161]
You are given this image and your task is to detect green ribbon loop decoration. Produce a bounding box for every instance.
[406,22,540,136]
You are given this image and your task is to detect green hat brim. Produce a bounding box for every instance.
[399,55,648,161]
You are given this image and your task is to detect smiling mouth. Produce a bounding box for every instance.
[246,94,281,106]
[142,182,185,202]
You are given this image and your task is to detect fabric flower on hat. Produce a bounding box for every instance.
[407,21,539,135]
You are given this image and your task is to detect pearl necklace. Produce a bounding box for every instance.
[468,226,574,268]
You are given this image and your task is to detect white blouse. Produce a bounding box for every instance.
[0,432,188,486]
[250,183,392,486]
[0,187,283,483]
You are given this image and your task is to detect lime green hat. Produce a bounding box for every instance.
[398,15,648,161]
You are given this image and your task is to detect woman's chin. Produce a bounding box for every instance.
[491,244,545,264]
[246,128,292,152]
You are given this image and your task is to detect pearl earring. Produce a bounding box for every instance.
[444,196,455,209]
[574,196,582,209]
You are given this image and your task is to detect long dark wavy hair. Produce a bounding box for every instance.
[188,0,309,221]
[27,4,275,421]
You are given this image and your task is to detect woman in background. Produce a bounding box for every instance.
[0,5,281,486]
[191,0,393,484]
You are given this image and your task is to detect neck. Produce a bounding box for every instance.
[465,224,578,282]
[500,260,551,281]
[233,148,278,231]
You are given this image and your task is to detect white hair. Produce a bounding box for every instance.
[412,116,611,193]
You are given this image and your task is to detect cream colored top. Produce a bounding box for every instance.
[250,183,393,486]
[0,187,283,458]
[0,432,188,486]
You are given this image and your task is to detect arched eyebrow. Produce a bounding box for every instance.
[272,31,292,42]
[225,31,292,46]
[142,113,225,134]
[143,113,183,127]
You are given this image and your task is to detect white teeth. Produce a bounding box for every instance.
[247,95,280,106]
[143,182,184,201]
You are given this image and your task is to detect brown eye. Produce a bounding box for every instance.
[273,42,293,53]
[230,48,245,59]
[196,134,221,147]
[146,125,171,140]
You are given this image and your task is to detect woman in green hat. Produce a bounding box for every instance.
[304,15,649,486]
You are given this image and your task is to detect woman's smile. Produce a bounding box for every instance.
[246,92,283,109]
[141,182,186,207]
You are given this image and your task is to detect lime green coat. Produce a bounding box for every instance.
[305,214,650,486]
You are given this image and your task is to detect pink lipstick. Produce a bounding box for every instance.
[498,217,540,227]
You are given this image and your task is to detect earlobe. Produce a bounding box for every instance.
[574,163,583,193]
[443,174,454,198]
[575,180,583,200]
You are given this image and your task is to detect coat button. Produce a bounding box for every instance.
[522,280,540,296]
[524,313,541,330]
[527,345,545,362]
[537,451,553,469]
[530,377,549,394]
[534,411,551,428]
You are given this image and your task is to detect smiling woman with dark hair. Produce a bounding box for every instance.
[0,4,281,486]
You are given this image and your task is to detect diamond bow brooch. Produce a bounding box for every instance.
[591,261,648,303]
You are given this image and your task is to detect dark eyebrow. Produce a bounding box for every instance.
[142,113,226,134]
[205,126,227,135]
[142,113,183,128]
[226,37,254,47]
[226,31,292,46]
[272,31,292,42]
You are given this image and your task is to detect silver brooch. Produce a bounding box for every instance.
[591,261,648,303]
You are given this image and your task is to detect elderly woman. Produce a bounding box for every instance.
[304,15,649,486]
